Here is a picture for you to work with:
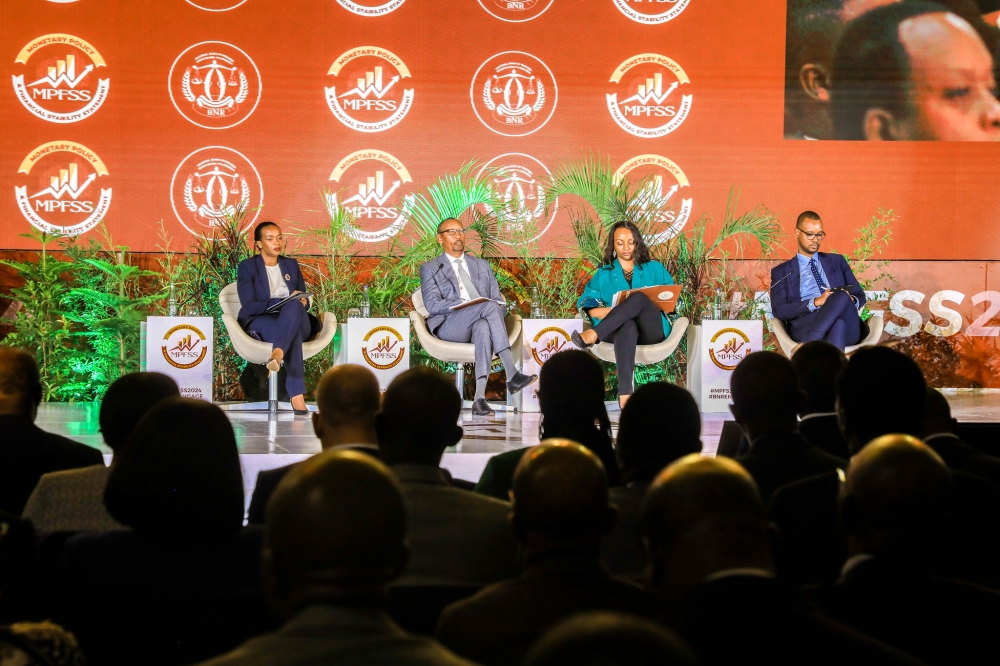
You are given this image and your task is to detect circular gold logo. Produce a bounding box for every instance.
[362,325,405,370]
[708,327,751,371]
[162,323,208,369]
[531,326,571,366]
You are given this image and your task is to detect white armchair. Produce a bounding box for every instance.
[218,282,337,413]
[409,288,523,410]
[770,312,884,357]
[586,317,691,366]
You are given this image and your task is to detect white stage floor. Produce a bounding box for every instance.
[34,389,1000,513]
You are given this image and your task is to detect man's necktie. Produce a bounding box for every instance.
[454,259,482,300]
[810,258,827,290]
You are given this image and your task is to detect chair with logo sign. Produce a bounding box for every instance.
[770,313,884,357]
[218,283,337,413]
[408,288,523,411]
[584,317,691,381]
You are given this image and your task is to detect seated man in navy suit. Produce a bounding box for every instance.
[418,217,536,416]
[770,211,867,352]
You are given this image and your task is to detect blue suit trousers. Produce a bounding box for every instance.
[787,290,862,351]
[247,300,312,398]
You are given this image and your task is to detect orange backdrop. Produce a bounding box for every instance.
[2,0,999,260]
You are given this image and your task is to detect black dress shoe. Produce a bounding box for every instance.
[506,371,538,395]
[293,408,310,416]
[571,330,595,350]
[471,398,494,416]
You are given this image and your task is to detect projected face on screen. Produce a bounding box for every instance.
[785,0,1000,141]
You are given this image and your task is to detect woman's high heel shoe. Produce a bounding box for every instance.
[571,330,595,350]
[265,358,282,374]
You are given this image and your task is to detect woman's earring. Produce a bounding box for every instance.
[613,250,617,258]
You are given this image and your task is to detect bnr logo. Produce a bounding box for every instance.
[12,34,110,123]
[478,0,553,21]
[15,141,111,236]
[362,326,406,370]
[472,52,558,136]
[531,327,571,366]
[607,54,693,138]
[183,158,251,226]
[325,47,414,132]
[483,62,545,125]
[180,53,250,117]
[162,325,208,370]
[478,154,558,244]
[169,42,261,129]
[709,328,751,371]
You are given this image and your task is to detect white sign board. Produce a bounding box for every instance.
[345,318,410,390]
[520,318,583,412]
[145,316,214,402]
[688,320,762,412]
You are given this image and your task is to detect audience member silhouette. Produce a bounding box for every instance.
[475,350,621,500]
[53,398,268,666]
[200,450,472,666]
[768,346,927,584]
[437,440,652,666]
[807,434,1000,665]
[732,351,845,503]
[376,366,518,586]
[23,372,179,535]
[523,612,697,666]
[922,386,1000,488]
[248,364,381,523]
[603,382,702,581]
[640,455,919,665]
[0,347,103,515]
[792,341,850,459]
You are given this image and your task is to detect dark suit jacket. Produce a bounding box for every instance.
[601,481,651,583]
[736,431,847,504]
[799,413,850,460]
[674,575,920,666]
[769,252,866,325]
[436,553,654,666]
[924,433,1000,488]
[770,467,1000,588]
[418,253,504,335]
[247,445,380,524]
[0,414,104,515]
[807,557,1000,665]
[236,254,307,327]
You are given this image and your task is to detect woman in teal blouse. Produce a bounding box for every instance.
[572,221,674,406]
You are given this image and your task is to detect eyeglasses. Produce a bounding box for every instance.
[439,228,468,237]
[795,228,826,241]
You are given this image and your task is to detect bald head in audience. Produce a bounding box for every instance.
[263,450,408,617]
[839,434,952,559]
[512,439,615,550]
[312,364,381,448]
[921,387,958,439]
[376,366,463,467]
[0,347,43,418]
[641,455,774,599]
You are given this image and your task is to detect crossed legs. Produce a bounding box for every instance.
[788,289,862,351]
[436,301,517,401]
[593,293,666,400]
[247,300,312,409]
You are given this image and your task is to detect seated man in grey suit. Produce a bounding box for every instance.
[199,449,472,666]
[419,217,536,416]
[376,367,519,587]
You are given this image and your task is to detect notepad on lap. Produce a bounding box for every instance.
[611,285,680,313]
[265,293,313,314]
[449,296,502,311]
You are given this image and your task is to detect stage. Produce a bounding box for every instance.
[35,390,1000,515]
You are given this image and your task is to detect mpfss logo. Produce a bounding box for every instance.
[362,326,406,370]
[477,0,555,22]
[325,47,414,132]
[336,0,406,16]
[162,324,208,370]
[15,141,111,235]
[171,146,263,236]
[12,34,109,123]
[709,328,751,371]
[612,0,691,24]
[531,327,571,366]
[169,42,261,129]
[607,54,692,137]
[471,52,558,136]
[614,154,692,244]
[325,149,413,242]
[477,154,558,244]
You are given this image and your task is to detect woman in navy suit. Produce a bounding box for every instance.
[236,222,321,415]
